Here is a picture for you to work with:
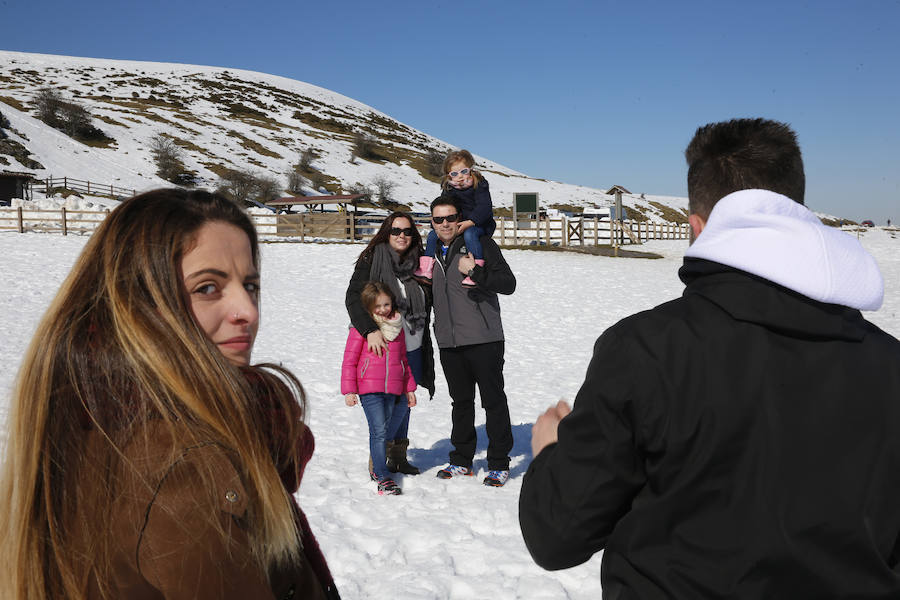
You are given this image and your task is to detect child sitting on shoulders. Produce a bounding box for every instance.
[341,281,417,495]
[415,149,496,287]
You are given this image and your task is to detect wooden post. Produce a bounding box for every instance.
[593,217,599,246]
[545,216,551,245]
[500,217,506,245]
[350,213,356,241]
[300,214,306,243]
[561,216,568,247]
[17,207,23,233]
[61,208,68,236]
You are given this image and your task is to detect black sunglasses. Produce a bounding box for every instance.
[390,227,414,237]
[432,213,460,224]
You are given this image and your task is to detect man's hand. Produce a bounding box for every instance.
[531,400,572,457]
[366,330,386,356]
[458,252,476,275]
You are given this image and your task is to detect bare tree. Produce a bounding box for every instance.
[426,149,446,178]
[34,88,64,126]
[299,147,316,172]
[372,175,397,208]
[255,174,282,204]
[286,167,305,193]
[352,131,379,161]
[217,168,259,204]
[149,134,186,183]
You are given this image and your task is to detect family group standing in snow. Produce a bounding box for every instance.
[2,118,900,600]
[341,149,516,494]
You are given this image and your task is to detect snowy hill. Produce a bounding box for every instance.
[0,50,689,220]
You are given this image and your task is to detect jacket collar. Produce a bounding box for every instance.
[684,189,883,311]
[680,258,868,341]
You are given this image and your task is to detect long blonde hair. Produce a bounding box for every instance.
[0,189,306,599]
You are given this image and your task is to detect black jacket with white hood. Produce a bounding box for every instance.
[520,190,900,599]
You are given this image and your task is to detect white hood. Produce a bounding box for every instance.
[685,189,883,311]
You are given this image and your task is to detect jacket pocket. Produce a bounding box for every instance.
[475,303,490,329]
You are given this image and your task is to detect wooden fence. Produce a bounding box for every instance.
[0,207,690,244]
[30,177,137,199]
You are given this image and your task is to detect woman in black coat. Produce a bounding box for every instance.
[345,211,435,475]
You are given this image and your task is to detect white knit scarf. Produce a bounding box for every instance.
[372,312,403,342]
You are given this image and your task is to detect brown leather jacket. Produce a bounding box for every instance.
[82,422,328,600]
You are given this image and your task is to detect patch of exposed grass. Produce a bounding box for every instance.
[202,162,233,178]
[293,110,353,135]
[549,203,583,213]
[226,129,283,159]
[625,205,649,222]
[95,114,127,128]
[0,96,28,111]
[647,200,688,223]
[498,242,663,259]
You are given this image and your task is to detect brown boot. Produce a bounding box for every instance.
[386,438,420,475]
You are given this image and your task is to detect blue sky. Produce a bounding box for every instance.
[2,0,899,223]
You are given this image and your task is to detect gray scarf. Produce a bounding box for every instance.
[370,244,428,335]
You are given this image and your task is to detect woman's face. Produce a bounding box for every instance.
[388,216,413,255]
[180,221,260,366]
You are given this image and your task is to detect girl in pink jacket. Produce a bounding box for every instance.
[342,282,417,495]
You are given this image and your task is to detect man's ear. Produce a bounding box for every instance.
[688,213,707,242]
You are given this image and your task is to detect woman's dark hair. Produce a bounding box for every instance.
[357,210,423,263]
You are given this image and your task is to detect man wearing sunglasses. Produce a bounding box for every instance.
[428,195,517,487]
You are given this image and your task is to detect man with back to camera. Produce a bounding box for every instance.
[518,118,900,597]
[428,195,517,487]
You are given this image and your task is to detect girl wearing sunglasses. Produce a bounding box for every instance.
[415,149,497,287]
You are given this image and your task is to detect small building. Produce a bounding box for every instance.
[605,185,631,196]
[0,171,35,205]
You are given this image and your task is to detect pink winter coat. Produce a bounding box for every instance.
[341,327,417,396]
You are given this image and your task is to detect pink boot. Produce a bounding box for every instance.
[414,256,435,282]
[461,259,485,288]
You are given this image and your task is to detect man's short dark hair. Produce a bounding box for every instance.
[685,118,805,219]
[430,194,459,214]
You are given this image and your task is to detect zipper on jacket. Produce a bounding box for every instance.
[360,357,369,378]
[384,348,389,393]
[436,254,458,347]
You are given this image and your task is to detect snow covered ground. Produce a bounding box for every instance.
[1,228,898,598]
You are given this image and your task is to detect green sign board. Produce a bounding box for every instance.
[514,192,539,214]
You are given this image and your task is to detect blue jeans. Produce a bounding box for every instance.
[360,393,406,479]
[425,225,485,260]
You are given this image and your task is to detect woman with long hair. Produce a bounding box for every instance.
[0,189,338,599]
[345,211,435,478]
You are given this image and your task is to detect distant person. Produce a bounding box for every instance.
[0,190,338,599]
[519,118,900,597]
[428,195,517,487]
[415,149,497,287]
[342,282,417,495]
[345,211,435,477]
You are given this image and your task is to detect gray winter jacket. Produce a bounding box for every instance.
[431,235,516,348]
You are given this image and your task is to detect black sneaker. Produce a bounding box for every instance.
[377,477,402,495]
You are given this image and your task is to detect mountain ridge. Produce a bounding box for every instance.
[1,50,691,220]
